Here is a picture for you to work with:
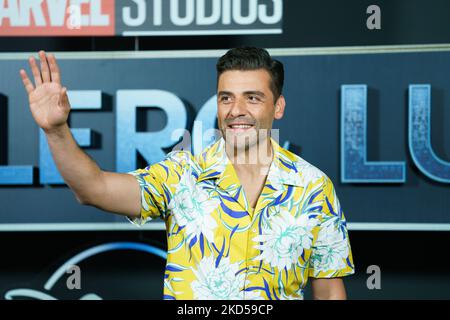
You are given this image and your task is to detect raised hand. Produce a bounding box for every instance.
[20,51,70,133]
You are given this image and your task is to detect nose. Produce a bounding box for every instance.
[229,97,247,118]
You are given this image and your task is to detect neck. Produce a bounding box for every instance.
[225,136,273,177]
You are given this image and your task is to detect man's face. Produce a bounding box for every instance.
[217,69,285,151]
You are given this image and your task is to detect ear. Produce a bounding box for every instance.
[274,95,286,120]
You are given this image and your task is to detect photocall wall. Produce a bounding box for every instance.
[0,47,449,230]
[0,0,283,36]
[5,0,450,51]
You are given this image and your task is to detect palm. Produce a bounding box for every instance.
[20,51,70,132]
[29,82,68,130]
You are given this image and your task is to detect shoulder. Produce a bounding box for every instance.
[134,150,197,179]
[162,149,203,174]
[278,147,330,187]
[194,138,227,170]
[164,149,196,165]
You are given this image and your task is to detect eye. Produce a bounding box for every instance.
[248,95,260,102]
[220,95,232,103]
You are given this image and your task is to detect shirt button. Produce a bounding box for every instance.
[252,228,257,232]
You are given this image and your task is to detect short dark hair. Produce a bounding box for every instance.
[216,47,284,102]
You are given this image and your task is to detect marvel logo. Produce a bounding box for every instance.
[0,0,113,35]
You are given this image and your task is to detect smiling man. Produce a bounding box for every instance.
[20,47,354,300]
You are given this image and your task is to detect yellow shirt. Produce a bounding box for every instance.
[128,137,354,300]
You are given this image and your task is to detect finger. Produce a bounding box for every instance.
[47,53,61,84]
[28,56,42,86]
[39,50,51,83]
[19,69,35,94]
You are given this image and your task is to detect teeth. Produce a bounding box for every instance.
[230,125,252,129]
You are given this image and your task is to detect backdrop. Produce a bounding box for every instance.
[1,48,449,230]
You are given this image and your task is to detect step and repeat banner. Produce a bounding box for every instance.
[2,0,450,302]
[0,47,449,230]
[0,0,283,36]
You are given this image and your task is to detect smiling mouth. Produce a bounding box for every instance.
[228,124,254,129]
[226,124,255,134]
[227,121,255,130]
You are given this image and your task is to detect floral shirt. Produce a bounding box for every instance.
[128,138,355,300]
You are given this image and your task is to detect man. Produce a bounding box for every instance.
[20,47,354,300]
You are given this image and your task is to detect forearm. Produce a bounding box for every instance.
[313,291,347,300]
[311,278,347,300]
[44,123,104,204]
[22,51,142,218]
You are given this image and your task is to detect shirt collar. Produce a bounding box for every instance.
[197,137,303,189]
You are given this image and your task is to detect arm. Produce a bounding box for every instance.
[310,278,347,300]
[308,176,355,299]
[20,51,141,218]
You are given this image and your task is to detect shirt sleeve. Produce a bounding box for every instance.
[126,151,191,226]
[308,175,355,278]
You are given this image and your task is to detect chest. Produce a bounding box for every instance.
[238,173,268,209]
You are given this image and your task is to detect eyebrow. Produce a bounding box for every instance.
[244,91,266,98]
[218,91,266,98]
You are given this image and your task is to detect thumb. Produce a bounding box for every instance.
[59,87,70,110]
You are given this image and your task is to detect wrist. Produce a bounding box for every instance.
[43,123,70,139]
